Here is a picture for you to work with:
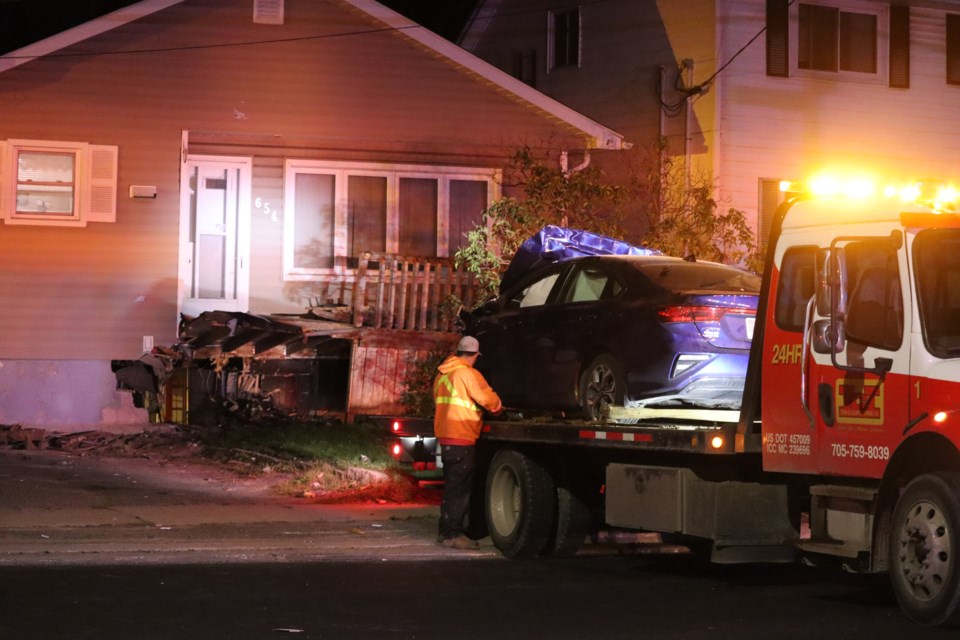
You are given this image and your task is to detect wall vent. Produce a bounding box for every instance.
[253,0,284,25]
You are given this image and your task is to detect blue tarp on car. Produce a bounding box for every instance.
[500,225,659,293]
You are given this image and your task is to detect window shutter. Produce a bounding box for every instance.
[948,14,960,85]
[766,0,789,77]
[889,5,910,88]
[253,0,284,25]
[0,140,7,221]
[86,144,118,223]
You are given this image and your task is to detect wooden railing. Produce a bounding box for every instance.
[351,252,480,332]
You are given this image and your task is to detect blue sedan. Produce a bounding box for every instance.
[460,254,759,420]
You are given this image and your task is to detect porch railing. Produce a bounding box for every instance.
[351,252,480,332]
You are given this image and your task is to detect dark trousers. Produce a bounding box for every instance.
[438,444,476,540]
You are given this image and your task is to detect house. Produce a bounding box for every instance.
[460,0,960,244]
[0,0,623,429]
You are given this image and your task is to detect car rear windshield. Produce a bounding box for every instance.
[636,263,761,293]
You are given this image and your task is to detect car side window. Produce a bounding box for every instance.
[507,271,561,309]
[561,266,618,303]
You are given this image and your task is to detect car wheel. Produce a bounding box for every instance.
[889,472,960,627]
[579,354,625,421]
[485,449,556,558]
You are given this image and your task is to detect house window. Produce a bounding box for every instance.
[798,3,877,74]
[548,7,580,70]
[947,14,960,85]
[283,160,499,278]
[0,139,117,227]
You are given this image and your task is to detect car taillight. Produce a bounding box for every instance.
[391,443,402,457]
[658,305,728,323]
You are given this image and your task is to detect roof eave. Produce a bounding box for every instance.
[340,0,627,151]
[0,0,186,74]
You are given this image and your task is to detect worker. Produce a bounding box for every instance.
[433,335,502,550]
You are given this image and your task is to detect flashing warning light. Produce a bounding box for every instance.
[934,411,949,424]
[710,435,725,450]
[782,175,960,211]
[392,420,401,432]
[391,443,402,457]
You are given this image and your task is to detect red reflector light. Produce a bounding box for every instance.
[426,462,437,470]
[392,421,401,432]
[657,305,754,323]
[413,462,426,471]
[391,443,402,457]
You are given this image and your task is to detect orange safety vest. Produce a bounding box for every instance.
[433,356,501,444]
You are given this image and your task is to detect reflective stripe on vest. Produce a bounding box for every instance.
[434,365,480,413]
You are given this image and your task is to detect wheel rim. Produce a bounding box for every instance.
[584,363,617,420]
[896,499,953,602]
[489,465,521,537]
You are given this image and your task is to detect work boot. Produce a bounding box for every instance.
[440,534,479,550]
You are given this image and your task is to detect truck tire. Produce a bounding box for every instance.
[579,354,624,421]
[889,472,960,626]
[545,485,593,557]
[486,449,556,558]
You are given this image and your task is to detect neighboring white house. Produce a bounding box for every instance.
[461,0,960,243]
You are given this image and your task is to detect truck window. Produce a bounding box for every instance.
[914,229,960,358]
[843,240,903,351]
[775,247,816,331]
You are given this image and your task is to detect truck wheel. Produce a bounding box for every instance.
[486,449,556,558]
[545,486,593,557]
[579,355,624,421]
[889,472,960,626]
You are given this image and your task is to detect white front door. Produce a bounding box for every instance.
[178,155,251,317]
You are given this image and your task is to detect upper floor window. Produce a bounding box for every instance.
[0,140,117,227]
[947,13,960,85]
[798,3,876,73]
[283,160,499,278]
[767,0,891,84]
[548,7,580,70]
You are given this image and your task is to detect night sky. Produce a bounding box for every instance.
[0,0,479,55]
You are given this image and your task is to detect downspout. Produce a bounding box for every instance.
[683,59,693,193]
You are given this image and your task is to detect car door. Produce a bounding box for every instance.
[472,263,568,408]
[531,260,623,407]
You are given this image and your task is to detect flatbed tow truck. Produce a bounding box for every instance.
[390,176,960,626]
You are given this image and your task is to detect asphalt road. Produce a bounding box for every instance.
[0,447,956,637]
[0,555,953,640]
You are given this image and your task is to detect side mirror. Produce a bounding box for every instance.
[812,318,845,354]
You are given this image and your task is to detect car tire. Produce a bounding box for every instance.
[579,354,625,421]
[485,449,556,558]
[889,472,960,627]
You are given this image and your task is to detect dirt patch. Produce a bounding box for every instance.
[0,422,439,505]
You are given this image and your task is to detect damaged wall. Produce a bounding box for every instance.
[0,360,148,431]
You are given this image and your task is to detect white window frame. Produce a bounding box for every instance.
[790,0,888,85]
[283,159,500,280]
[0,139,117,227]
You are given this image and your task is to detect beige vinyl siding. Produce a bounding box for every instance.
[0,0,595,362]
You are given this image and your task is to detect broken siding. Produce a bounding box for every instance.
[347,331,458,416]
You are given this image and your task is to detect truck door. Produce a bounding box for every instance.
[762,245,820,473]
[810,237,908,478]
